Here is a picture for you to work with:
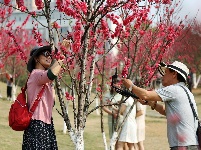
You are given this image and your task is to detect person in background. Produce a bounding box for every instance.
[122,61,199,150]
[22,40,70,150]
[103,85,121,140]
[6,73,13,101]
[134,102,146,150]
[116,97,138,150]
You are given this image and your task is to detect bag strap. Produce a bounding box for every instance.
[23,75,46,115]
[179,85,199,121]
[29,84,46,114]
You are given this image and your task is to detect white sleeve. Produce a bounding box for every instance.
[136,101,142,111]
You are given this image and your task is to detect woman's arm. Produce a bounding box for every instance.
[136,110,143,117]
[49,59,63,77]
[136,101,143,118]
[119,104,126,115]
[102,106,117,118]
[50,40,70,76]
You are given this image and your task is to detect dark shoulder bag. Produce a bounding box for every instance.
[180,85,201,148]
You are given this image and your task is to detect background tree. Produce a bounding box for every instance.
[164,20,201,88]
[0,4,37,102]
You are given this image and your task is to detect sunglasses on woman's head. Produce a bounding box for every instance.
[41,51,52,58]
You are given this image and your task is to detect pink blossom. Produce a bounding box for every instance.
[52,22,60,29]
[170,9,174,15]
[53,51,64,61]
[16,0,24,7]
[162,0,171,4]
[75,1,87,14]
[96,87,102,92]
[60,44,68,55]
[6,6,13,15]
[6,20,15,28]
[72,42,81,53]
[32,26,43,45]
[4,0,11,5]
[122,66,128,78]
[65,92,74,101]
[117,44,121,49]
[35,0,44,10]
[94,69,99,75]
[20,6,27,12]
[0,63,4,68]
[22,15,31,27]
[96,50,104,55]
[77,72,81,80]
[106,0,118,6]
[64,8,76,18]
[101,19,110,39]
[139,30,145,36]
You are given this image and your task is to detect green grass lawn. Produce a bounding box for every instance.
[0,81,201,150]
[0,81,110,150]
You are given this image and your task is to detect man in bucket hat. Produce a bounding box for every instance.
[122,61,199,150]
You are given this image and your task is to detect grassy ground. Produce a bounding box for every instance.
[0,81,201,150]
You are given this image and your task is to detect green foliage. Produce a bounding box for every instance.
[16,73,29,87]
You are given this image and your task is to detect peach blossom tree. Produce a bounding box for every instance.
[0,3,36,100]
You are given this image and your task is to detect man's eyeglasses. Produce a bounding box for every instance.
[41,51,52,58]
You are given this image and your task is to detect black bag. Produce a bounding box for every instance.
[180,86,201,148]
[197,121,201,148]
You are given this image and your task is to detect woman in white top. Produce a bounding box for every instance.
[116,97,137,150]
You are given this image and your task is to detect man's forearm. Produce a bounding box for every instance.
[150,102,166,116]
[131,84,162,101]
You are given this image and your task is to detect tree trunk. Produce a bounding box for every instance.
[102,132,108,150]
[75,130,84,150]
[193,73,201,89]
[11,85,16,101]
[110,132,118,150]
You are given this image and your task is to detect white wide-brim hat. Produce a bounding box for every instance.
[158,61,189,81]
